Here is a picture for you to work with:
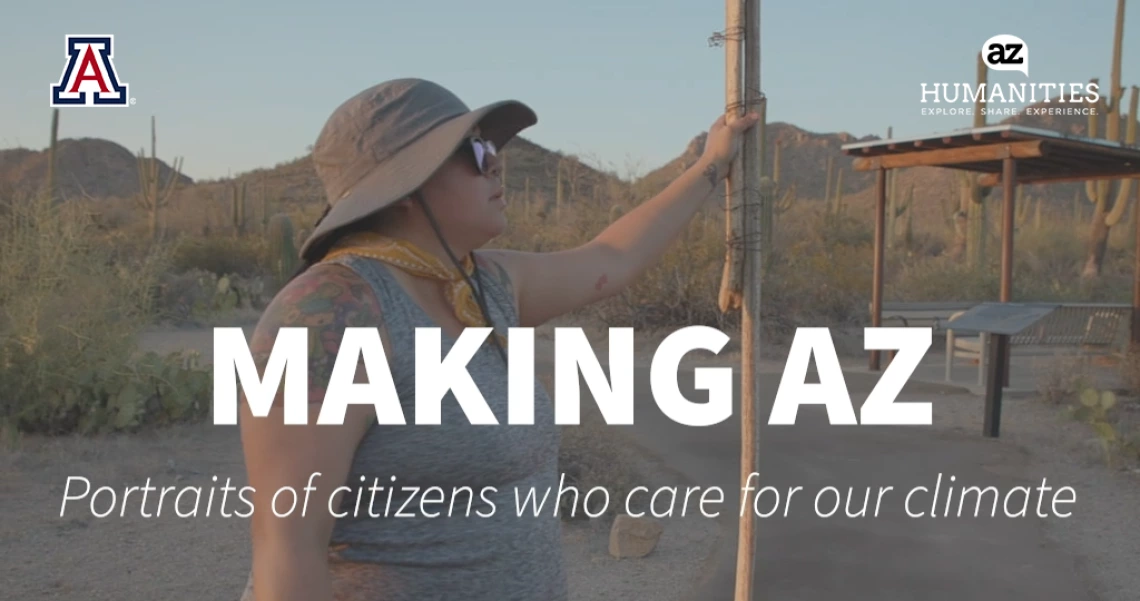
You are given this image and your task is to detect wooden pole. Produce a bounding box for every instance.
[870,168,887,371]
[734,0,762,599]
[718,0,746,314]
[1000,158,1016,302]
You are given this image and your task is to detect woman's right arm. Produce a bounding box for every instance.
[238,264,386,601]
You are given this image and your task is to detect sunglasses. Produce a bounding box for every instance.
[461,136,498,175]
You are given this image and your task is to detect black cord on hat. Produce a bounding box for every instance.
[285,192,510,370]
[414,193,509,368]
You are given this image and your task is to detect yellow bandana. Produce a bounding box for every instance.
[321,231,507,347]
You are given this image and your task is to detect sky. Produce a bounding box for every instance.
[1,0,1137,182]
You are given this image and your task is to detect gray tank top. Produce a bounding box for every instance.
[241,254,567,601]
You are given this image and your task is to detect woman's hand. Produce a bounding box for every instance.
[698,111,761,182]
[482,109,761,328]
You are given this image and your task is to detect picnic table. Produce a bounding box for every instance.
[870,301,1131,437]
[870,301,1131,387]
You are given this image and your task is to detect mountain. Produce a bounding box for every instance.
[0,138,193,201]
[634,123,877,202]
[0,132,626,221]
[0,94,1131,233]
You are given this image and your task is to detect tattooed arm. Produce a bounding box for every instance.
[238,263,386,601]
[483,112,758,328]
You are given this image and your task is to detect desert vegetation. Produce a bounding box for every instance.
[2,53,1139,473]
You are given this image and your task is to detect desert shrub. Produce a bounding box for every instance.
[1016,222,1087,281]
[0,193,210,436]
[168,233,271,277]
[590,213,730,329]
[497,201,876,331]
[152,269,272,325]
[767,211,875,324]
[493,185,1134,336]
[1066,385,1140,469]
[891,258,1000,303]
[1035,355,1094,406]
[1119,349,1140,398]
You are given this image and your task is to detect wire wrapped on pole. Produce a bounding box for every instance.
[732,1,764,600]
[718,14,745,314]
[719,0,764,599]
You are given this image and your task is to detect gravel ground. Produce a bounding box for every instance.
[922,386,1140,601]
[578,324,1140,601]
[0,316,721,601]
[0,420,720,601]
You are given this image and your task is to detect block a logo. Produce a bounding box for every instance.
[50,35,134,107]
[981,34,1028,77]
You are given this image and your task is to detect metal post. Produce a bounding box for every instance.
[999,157,1016,388]
[870,167,886,371]
[983,332,1008,437]
[1133,180,1140,350]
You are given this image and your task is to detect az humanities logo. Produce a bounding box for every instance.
[919,34,1099,118]
[981,34,1029,77]
[49,35,135,107]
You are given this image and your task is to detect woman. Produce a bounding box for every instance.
[238,78,758,601]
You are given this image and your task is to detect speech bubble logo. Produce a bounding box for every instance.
[982,34,1029,77]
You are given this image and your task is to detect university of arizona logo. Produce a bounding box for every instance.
[50,35,133,107]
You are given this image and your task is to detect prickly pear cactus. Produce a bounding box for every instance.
[266,213,298,287]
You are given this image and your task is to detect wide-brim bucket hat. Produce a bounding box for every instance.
[298,78,538,260]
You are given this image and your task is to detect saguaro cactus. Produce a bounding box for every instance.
[1082,0,1136,278]
[827,161,844,217]
[230,181,247,237]
[523,177,532,221]
[886,179,914,250]
[756,138,797,269]
[942,54,992,268]
[43,109,59,203]
[1014,188,1041,232]
[257,179,272,233]
[555,158,566,219]
[266,213,297,287]
[134,116,183,241]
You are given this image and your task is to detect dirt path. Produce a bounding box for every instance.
[918,382,1140,601]
[0,420,719,601]
[0,315,722,601]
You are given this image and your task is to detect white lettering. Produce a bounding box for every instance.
[554,327,634,425]
[415,327,498,425]
[215,326,932,427]
[213,327,307,425]
[919,83,941,102]
[768,328,856,425]
[650,326,733,427]
[508,327,536,424]
[860,327,932,425]
[319,327,403,425]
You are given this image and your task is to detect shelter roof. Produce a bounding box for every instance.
[840,124,1140,186]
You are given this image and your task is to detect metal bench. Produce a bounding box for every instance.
[867,301,982,367]
[945,302,1131,386]
[872,301,981,331]
[945,312,988,386]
